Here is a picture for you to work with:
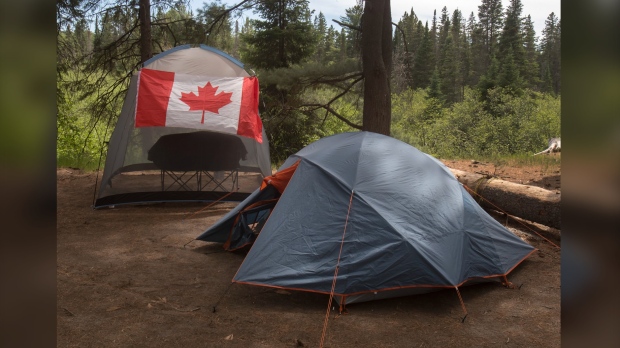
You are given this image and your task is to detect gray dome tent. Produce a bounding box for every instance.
[94,45,271,208]
[197,132,536,306]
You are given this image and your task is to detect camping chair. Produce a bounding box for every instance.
[147,131,248,193]
[198,170,239,192]
[160,169,200,191]
[159,168,239,192]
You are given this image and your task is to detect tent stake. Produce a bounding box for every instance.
[212,282,234,313]
[461,314,468,323]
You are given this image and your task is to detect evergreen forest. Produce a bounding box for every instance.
[57,0,561,167]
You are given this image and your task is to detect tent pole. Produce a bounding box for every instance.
[91,140,110,208]
[91,110,115,208]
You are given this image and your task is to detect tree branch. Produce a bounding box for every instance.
[301,104,362,130]
[299,75,364,130]
[332,19,361,32]
[392,22,410,57]
[202,0,256,36]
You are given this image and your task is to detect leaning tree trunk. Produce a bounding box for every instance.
[361,0,392,135]
[139,0,152,64]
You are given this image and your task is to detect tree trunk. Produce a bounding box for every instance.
[361,0,392,135]
[449,168,561,229]
[139,0,152,64]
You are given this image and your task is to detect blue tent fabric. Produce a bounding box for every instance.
[196,185,279,247]
[197,132,535,304]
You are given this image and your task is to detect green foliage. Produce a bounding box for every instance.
[195,1,234,52]
[391,88,432,147]
[57,72,119,169]
[410,22,433,89]
[391,87,560,159]
[240,0,316,69]
[259,62,361,163]
[539,13,561,95]
[305,87,360,136]
[56,0,561,170]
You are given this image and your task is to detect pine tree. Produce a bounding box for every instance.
[477,0,503,68]
[477,55,500,102]
[313,12,327,63]
[450,9,468,102]
[431,10,438,60]
[393,9,423,89]
[411,22,433,89]
[239,0,318,161]
[73,18,92,56]
[233,20,239,58]
[467,11,486,86]
[521,15,540,89]
[435,7,459,104]
[339,28,346,60]
[438,6,450,50]
[241,0,316,69]
[498,0,526,91]
[410,12,424,57]
[340,1,363,59]
[428,66,443,101]
[539,13,561,94]
[438,34,458,103]
[498,47,523,92]
[237,17,254,60]
[554,20,561,94]
[324,25,341,63]
[424,66,445,126]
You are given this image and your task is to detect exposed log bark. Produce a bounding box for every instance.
[487,209,561,243]
[449,168,561,230]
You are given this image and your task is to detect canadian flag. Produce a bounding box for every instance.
[135,68,262,143]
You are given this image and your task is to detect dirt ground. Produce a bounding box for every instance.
[57,158,561,347]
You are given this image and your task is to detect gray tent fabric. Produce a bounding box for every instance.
[198,132,536,305]
[94,45,271,208]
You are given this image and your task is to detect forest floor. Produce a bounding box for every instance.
[57,156,560,347]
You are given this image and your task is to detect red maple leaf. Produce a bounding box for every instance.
[179,82,233,124]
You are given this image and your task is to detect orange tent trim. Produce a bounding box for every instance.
[260,160,300,193]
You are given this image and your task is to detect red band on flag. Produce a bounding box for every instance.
[136,69,175,127]
[237,77,263,143]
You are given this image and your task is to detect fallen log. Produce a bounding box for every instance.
[448,168,561,230]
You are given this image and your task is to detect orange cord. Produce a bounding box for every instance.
[462,184,560,249]
[185,188,239,220]
[182,189,239,248]
[319,190,355,348]
[455,286,468,321]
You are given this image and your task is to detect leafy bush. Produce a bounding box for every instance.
[391,87,560,159]
[57,72,120,170]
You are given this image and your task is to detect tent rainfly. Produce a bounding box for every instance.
[197,132,536,307]
[94,45,271,208]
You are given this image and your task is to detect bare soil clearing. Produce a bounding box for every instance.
[57,161,560,347]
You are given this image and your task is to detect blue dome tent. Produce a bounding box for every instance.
[197,132,535,307]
